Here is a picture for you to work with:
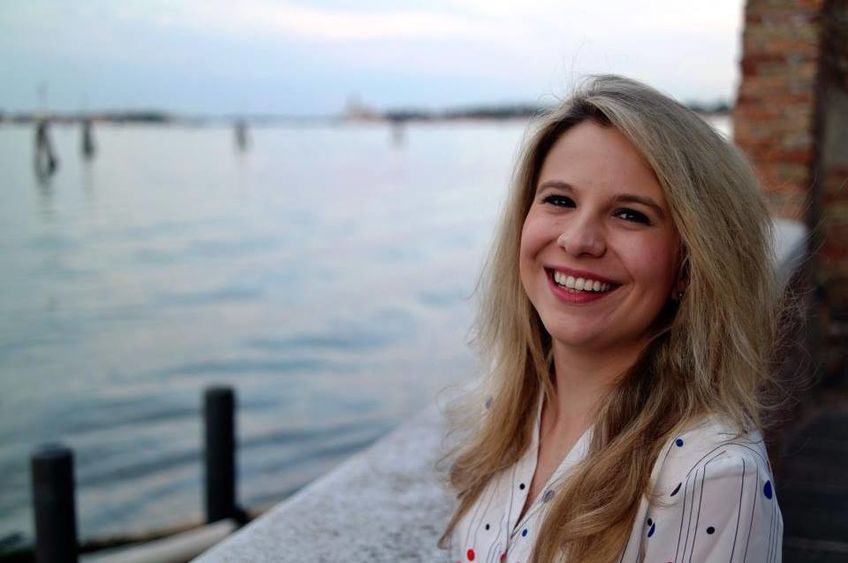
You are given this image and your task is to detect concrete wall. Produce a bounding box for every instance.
[194,403,456,562]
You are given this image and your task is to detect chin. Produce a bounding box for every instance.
[543,324,606,351]
[542,317,648,357]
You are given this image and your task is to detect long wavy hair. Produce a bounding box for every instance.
[440,75,781,562]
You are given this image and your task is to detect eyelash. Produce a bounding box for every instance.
[542,195,575,207]
[541,195,652,226]
[614,209,651,225]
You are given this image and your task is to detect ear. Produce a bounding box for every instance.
[671,280,686,301]
[672,251,689,301]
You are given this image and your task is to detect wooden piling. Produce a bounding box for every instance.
[204,387,237,524]
[31,444,78,563]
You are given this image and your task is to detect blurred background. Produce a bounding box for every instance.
[1,0,845,559]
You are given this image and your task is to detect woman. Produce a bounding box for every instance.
[440,75,784,562]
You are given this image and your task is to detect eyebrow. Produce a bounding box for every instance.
[536,180,667,219]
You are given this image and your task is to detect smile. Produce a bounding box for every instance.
[552,271,612,293]
[543,268,619,304]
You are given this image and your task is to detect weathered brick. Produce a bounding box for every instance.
[737,0,847,329]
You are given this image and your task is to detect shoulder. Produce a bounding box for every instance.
[631,416,782,562]
[651,415,773,494]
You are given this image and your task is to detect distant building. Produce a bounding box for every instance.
[342,94,381,122]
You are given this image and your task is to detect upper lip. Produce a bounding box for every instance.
[544,266,619,286]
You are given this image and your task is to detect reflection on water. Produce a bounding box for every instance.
[0,120,523,543]
[0,115,730,545]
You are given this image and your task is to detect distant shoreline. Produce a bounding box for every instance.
[0,103,731,127]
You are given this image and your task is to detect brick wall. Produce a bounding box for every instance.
[735,0,848,380]
[734,0,824,221]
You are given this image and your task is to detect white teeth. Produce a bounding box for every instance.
[551,272,612,293]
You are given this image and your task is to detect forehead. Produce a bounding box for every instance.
[537,121,666,203]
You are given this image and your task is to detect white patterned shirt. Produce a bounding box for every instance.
[448,399,783,562]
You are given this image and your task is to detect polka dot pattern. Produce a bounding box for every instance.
[449,395,782,563]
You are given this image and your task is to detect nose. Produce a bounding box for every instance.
[556,214,606,257]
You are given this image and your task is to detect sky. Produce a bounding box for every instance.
[0,0,746,117]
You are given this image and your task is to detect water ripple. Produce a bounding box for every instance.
[151,286,264,306]
[147,358,351,378]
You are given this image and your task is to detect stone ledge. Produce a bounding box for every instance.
[195,403,456,562]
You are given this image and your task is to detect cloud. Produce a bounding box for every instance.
[113,0,520,43]
[0,0,745,113]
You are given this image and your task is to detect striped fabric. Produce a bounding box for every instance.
[448,400,782,562]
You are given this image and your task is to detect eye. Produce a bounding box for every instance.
[542,194,575,208]
[614,208,651,225]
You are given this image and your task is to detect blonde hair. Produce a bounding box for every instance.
[441,75,780,562]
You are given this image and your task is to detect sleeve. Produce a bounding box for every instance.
[640,450,783,563]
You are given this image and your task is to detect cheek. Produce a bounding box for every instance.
[519,210,548,259]
[627,238,679,293]
[518,225,533,284]
[518,218,543,291]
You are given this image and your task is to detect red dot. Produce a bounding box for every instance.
[466,548,475,561]
[500,553,506,561]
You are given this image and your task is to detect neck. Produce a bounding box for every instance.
[545,340,644,433]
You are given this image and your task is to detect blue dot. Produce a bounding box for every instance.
[647,523,656,538]
[542,489,555,503]
[522,529,528,537]
[647,517,653,526]
[485,523,490,530]
[675,438,684,447]
[485,397,493,409]
[764,480,773,499]
[519,483,526,490]
[670,482,682,496]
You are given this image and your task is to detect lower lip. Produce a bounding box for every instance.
[546,272,616,304]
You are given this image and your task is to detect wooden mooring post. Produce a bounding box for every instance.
[30,444,79,563]
[203,386,239,524]
[28,386,245,560]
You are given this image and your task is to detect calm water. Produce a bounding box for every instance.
[0,115,729,547]
[0,119,526,545]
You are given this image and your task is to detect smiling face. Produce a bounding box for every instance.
[519,120,681,359]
